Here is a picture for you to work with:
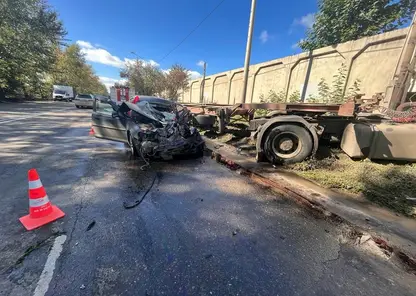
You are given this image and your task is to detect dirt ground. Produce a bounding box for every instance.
[203,126,416,218]
[286,148,416,217]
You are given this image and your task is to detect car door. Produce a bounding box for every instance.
[91,98,128,143]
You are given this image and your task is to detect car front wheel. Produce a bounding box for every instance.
[129,133,138,157]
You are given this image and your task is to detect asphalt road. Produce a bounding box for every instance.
[0,101,415,296]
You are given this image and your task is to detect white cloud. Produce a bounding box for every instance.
[147,60,160,67]
[291,39,304,50]
[98,76,127,91]
[189,71,202,80]
[259,30,270,44]
[293,13,315,29]
[76,40,94,49]
[197,60,205,67]
[76,40,160,68]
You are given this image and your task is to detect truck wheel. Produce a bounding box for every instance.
[263,124,313,164]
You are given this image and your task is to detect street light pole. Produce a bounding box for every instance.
[130,51,139,65]
[200,62,207,104]
[240,0,257,104]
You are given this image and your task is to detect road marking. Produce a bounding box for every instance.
[33,235,67,296]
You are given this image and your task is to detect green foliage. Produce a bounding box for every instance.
[259,90,286,103]
[256,90,285,117]
[0,0,66,98]
[317,78,330,103]
[347,79,362,97]
[120,62,194,100]
[120,60,165,96]
[309,65,361,104]
[330,64,347,103]
[300,0,416,50]
[256,90,301,117]
[306,94,319,103]
[287,151,416,217]
[288,90,301,103]
[51,45,107,95]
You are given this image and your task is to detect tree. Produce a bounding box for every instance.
[300,0,416,50]
[120,61,165,96]
[50,45,107,95]
[164,64,190,101]
[120,62,192,100]
[0,0,66,98]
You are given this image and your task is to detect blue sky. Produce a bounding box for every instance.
[48,0,317,89]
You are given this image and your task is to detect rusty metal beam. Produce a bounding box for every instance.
[239,103,342,113]
[184,101,356,117]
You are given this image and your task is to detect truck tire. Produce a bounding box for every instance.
[263,124,313,164]
[195,115,216,128]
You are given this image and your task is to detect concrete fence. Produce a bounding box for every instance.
[180,28,408,105]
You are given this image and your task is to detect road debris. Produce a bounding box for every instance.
[80,284,86,290]
[123,173,159,209]
[86,221,96,231]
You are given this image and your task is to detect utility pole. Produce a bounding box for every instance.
[130,51,140,64]
[385,11,416,109]
[240,0,257,104]
[200,61,207,103]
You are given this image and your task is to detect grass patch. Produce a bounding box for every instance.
[286,149,416,217]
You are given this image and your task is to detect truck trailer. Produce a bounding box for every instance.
[184,97,416,164]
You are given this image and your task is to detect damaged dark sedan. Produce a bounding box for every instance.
[91,96,204,163]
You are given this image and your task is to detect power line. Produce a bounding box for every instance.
[158,0,227,63]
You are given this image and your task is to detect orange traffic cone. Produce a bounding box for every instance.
[19,169,65,230]
[89,127,95,136]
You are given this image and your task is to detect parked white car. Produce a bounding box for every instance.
[74,94,94,109]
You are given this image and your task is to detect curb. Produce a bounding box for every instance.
[203,136,416,274]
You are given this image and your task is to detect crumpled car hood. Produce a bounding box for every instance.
[115,99,204,162]
[118,101,167,124]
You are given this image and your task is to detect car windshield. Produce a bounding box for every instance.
[77,94,91,99]
[54,90,66,95]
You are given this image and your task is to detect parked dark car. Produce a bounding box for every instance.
[91,96,204,161]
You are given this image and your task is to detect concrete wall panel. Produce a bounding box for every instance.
[181,28,408,105]
[346,39,403,96]
[190,81,200,103]
[251,64,286,103]
[229,71,244,105]
[212,75,229,104]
